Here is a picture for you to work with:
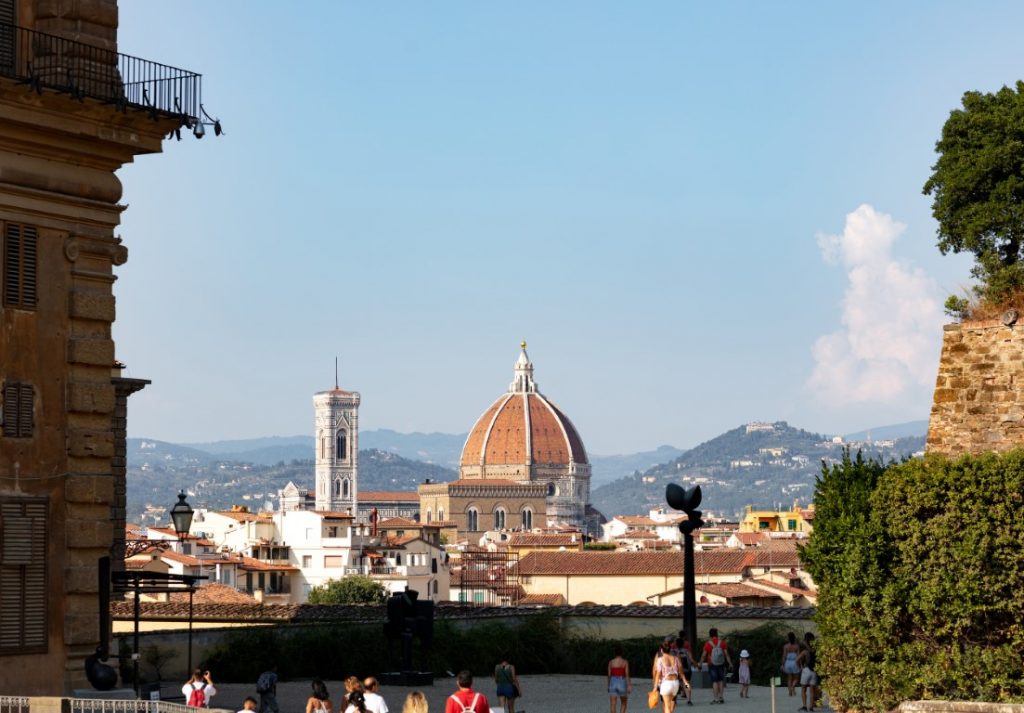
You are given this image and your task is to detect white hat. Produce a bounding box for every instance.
[740,650,750,658]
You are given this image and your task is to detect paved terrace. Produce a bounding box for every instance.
[173,676,829,713]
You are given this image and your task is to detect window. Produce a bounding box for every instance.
[788,519,798,531]
[181,543,191,555]
[324,555,343,568]
[337,430,347,462]
[2,381,33,438]
[432,580,438,594]
[494,508,506,529]
[522,508,533,530]
[467,508,479,531]
[438,508,444,521]
[425,509,432,524]
[0,495,48,654]
[342,478,350,498]
[327,526,338,537]
[3,223,37,310]
[302,555,312,568]
[332,479,340,497]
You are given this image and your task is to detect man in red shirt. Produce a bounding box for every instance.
[445,670,490,713]
[699,627,733,704]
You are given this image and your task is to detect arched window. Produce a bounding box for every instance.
[438,508,445,521]
[426,509,432,524]
[494,508,506,530]
[332,478,341,497]
[337,429,347,462]
[342,478,350,498]
[522,508,533,530]
[546,483,555,496]
[467,508,479,532]
[320,434,326,460]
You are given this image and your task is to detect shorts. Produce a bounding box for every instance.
[659,679,680,697]
[800,667,819,686]
[609,676,628,696]
[496,683,516,698]
[708,665,726,683]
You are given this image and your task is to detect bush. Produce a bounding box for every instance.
[307,575,387,604]
[801,450,1024,711]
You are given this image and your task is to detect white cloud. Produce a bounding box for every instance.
[808,204,942,404]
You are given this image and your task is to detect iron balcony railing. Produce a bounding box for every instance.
[0,21,201,122]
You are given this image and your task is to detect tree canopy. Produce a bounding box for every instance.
[923,80,1024,307]
[306,574,387,605]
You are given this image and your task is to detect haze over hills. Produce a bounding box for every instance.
[130,420,926,525]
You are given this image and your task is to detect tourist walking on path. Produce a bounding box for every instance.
[444,670,489,713]
[781,633,801,696]
[401,692,428,713]
[183,669,217,708]
[494,655,521,713]
[798,633,820,712]
[653,638,684,713]
[238,697,257,713]
[256,666,279,713]
[607,644,632,713]
[305,679,333,713]
[363,677,389,713]
[345,691,368,713]
[737,651,751,698]
[699,628,732,705]
[671,632,694,706]
[344,678,364,709]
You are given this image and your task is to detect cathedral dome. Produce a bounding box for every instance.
[460,344,588,468]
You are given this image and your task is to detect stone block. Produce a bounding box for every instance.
[68,381,115,414]
[68,338,115,366]
[69,288,115,322]
[933,389,957,403]
[65,566,99,594]
[68,428,115,458]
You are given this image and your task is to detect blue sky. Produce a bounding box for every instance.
[113,2,1013,454]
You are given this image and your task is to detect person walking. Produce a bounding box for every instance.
[672,632,694,706]
[494,655,521,713]
[444,670,489,713]
[344,678,365,709]
[782,633,801,696]
[183,669,216,708]
[607,644,632,713]
[653,638,684,713]
[401,692,428,713]
[345,692,368,713]
[305,679,333,713]
[363,677,390,713]
[699,628,732,704]
[798,633,820,712]
[256,666,280,713]
[737,650,751,699]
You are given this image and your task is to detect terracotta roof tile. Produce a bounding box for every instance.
[377,517,420,528]
[507,533,580,547]
[516,550,753,576]
[615,516,660,527]
[461,395,510,467]
[213,511,260,522]
[169,583,259,605]
[697,582,783,600]
[518,593,566,605]
[361,492,420,503]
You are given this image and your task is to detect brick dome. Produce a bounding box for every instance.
[460,346,588,468]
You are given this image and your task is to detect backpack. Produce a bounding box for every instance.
[448,693,480,713]
[256,672,275,694]
[710,640,726,666]
[188,683,207,708]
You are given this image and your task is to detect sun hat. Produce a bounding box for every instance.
[740,650,750,658]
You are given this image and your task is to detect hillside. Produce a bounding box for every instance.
[127,441,455,525]
[590,421,925,520]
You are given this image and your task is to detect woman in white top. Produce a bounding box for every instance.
[653,639,684,713]
[306,680,333,713]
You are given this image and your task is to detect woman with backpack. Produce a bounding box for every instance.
[183,669,217,708]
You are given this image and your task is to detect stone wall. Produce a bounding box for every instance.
[927,320,1024,456]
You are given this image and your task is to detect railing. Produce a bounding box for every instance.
[0,696,30,713]
[0,22,201,121]
[66,701,231,713]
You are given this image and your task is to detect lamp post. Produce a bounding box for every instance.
[169,490,196,673]
[666,483,705,658]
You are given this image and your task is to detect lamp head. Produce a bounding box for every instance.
[193,122,205,139]
[170,490,194,539]
[666,483,702,513]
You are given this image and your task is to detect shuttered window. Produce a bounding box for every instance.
[2,381,33,438]
[0,496,48,655]
[0,0,14,76]
[3,223,38,309]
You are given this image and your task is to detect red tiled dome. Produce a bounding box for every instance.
[460,347,588,467]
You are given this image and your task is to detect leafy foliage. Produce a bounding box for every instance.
[924,81,1024,305]
[802,450,1024,711]
[307,575,387,605]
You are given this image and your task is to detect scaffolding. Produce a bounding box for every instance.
[456,548,520,607]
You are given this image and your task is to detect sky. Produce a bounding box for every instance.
[111,2,1017,455]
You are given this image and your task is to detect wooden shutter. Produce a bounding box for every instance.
[0,497,48,654]
[0,0,14,77]
[2,381,33,438]
[3,223,37,309]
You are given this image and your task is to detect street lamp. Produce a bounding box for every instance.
[666,483,705,658]
[170,490,194,540]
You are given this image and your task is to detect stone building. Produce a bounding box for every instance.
[0,1,208,693]
[313,384,360,512]
[419,344,595,539]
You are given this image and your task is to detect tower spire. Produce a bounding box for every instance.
[510,340,537,393]
[334,356,338,390]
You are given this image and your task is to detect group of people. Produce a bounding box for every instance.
[781,632,819,712]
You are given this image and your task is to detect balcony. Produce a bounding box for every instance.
[0,22,202,122]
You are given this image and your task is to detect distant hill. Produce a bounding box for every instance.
[591,421,925,520]
[590,445,687,487]
[844,419,928,441]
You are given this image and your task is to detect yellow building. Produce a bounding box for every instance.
[738,501,814,535]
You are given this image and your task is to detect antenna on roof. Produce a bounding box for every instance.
[335,356,338,389]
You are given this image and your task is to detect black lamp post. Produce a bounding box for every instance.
[169,490,196,674]
[666,483,705,658]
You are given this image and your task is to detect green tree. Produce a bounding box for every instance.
[307,575,387,605]
[924,81,1024,306]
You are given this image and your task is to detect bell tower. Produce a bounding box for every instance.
[313,381,360,513]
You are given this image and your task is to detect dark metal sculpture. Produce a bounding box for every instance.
[666,483,705,657]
